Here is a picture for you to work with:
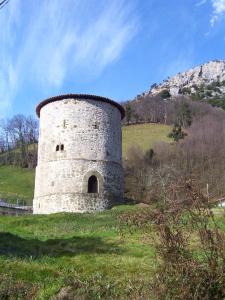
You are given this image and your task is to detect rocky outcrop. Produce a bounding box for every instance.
[147,60,225,97]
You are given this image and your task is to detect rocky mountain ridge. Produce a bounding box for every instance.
[145,60,225,97]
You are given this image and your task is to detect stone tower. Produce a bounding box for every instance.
[33,94,125,214]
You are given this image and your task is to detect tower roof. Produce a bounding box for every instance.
[36,94,125,119]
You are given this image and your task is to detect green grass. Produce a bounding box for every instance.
[0,124,223,299]
[0,205,156,299]
[122,123,171,156]
[0,166,35,204]
[0,124,171,204]
[0,205,223,299]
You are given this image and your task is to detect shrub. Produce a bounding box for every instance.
[160,89,171,99]
[0,275,38,300]
[151,179,225,300]
[168,125,187,142]
[208,98,225,110]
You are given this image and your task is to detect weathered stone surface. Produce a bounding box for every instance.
[33,96,124,214]
[146,60,225,96]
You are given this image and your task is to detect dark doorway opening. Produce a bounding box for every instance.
[88,176,98,193]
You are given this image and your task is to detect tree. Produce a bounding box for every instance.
[10,115,28,167]
[168,124,187,142]
[0,119,11,164]
[125,102,133,125]
[175,102,192,128]
[150,83,158,90]
[160,89,171,99]
[0,114,38,167]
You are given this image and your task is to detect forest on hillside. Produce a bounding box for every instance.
[123,94,225,203]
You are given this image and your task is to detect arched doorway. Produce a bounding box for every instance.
[88,175,98,193]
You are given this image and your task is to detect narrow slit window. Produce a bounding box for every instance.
[88,175,98,193]
[56,145,59,151]
[61,144,64,151]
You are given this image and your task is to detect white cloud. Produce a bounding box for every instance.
[74,1,138,73]
[210,0,225,26]
[0,0,138,114]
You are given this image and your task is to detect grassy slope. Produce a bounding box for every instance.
[0,205,157,299]
[122,123,171,156]
[0,166,35,204]
[0,124,171,204]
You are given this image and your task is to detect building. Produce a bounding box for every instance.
[33,94,125,214]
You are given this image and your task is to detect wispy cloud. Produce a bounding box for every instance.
[0,0,20,113]
[0,0,138,114]
[210,0,225,26]
[196,0,207,7]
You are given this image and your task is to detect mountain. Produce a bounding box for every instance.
[134,60,222,100]
[148,60,225,97]
[129,60,225,111]
[123,60,225,125]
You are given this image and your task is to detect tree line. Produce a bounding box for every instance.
[123,93,216,126]
[124,104,225,203]
[0,114,38,168]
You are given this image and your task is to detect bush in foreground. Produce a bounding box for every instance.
[120,178,225,300]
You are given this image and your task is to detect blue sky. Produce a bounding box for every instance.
[0,0,225,117]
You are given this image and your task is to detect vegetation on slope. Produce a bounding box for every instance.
[0,114,38,168]
[180,81,225,110]
[122,123,171,156]
[0,166,35,204]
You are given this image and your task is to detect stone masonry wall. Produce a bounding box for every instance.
[33,97,123,214]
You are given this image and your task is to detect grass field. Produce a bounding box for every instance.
[0,123,171,204]
[122,123,171,156]
[0,122,224,299]
[0,204,224,299]
[0,205,157,299]
[0,166,35,204]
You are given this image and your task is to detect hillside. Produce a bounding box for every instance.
[0,124,171,204]
[122,123,171,156]
[129,60,225,112]
[0,166,35,204]
[148,60,225,97]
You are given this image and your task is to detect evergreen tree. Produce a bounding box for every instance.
[176,102,192,128]
[160,89,171,99]
[125,103,133,125]
[168,124,187,142]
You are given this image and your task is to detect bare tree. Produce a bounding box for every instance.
[0,114,38,167]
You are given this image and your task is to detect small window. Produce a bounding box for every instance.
[56,145,59,151]
[63,120,67,128]
[61,144,64,151]
[88,175,98,193]
[93,122,99,129]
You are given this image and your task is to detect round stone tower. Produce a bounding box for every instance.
[33,94,125,214]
